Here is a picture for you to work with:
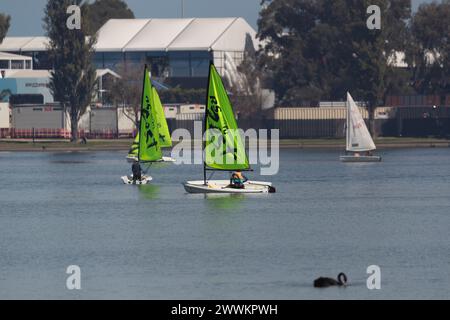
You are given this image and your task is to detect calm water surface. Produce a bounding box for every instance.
[0,148,449,299]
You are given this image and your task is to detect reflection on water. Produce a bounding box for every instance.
[138,184,160,200]
[50,160,90,164]
[205,193,246,211]
[1,148,450,299]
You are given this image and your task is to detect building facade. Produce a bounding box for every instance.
[0,18,258,89]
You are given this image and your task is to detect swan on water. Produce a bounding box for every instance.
[314,273,348,288]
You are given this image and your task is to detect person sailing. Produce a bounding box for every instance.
[132,161,142,184]
[229,170,248,189]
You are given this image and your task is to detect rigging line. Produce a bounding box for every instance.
[142,163,153,175]
[207,170,215,182]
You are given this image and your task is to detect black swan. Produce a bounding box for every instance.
[314,273,348,288]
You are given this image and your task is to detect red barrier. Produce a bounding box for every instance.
[5,129,137,139]
[0,128,10,138]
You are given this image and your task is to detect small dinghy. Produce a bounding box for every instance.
[126,155,175,163]
[183,63,276,194]
[122,65,173,184]
[121,175,153,185]
[183,180,276,194]
[341,92,382,163]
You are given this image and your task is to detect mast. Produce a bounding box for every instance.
[137,65,148,163]
[346,93,350,154]
[203,61,213,185]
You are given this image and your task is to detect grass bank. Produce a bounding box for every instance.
[1,137,449,152]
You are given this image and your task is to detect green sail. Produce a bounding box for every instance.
[127,133,139,158]
[152,87,172,148]
[138,67,162,162]
[127,85,171,159]
[205,64,249,171]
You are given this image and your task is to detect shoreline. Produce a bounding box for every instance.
[1,138,449,152]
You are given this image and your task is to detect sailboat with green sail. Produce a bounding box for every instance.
[122,65,168,185]
[126,77,175,163]
[183,63,275,194]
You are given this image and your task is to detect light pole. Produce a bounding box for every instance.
[181,0,185,18]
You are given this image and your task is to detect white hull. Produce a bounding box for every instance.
[183,180,276,194]
[121,175,153,185]
[340,155,382,163]
[126,156,175,163]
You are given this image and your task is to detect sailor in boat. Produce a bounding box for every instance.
[229,170,248,189]
[132,161,142,183]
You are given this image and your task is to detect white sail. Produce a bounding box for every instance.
[346,92,376,152]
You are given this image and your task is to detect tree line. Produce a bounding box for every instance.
[1,0,449,140]
[257,0,450,108]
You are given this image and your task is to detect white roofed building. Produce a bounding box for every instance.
[0,52,33,78]
[0,18,258,88]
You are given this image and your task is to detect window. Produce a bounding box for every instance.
[190,58,209,77]
[11,60,24,69]
[25,60,32,69]
[0,60,8,69]
[169,52,190,77]
[125,52,145,64]
[93,53,104,69]
[103,52,124,70]
[33,52,51,70]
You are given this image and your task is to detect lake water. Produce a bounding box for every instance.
[0,148,449,299]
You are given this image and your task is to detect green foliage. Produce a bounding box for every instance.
[108,62,143,125]
[0,13,10,43]
[84,0,135,35]
[229,34,265,118]
[44,0,97,141]
[159,88,206,104]
[410,1,450,95]
[257,0,411,109]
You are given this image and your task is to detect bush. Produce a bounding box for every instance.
[160,88,206,104]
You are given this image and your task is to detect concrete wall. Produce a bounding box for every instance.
[12,104,64,129]
[0,102,9,128]
[90,108,117,132]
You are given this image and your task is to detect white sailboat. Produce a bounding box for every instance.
[340,92,382,162]
[183,63,276,194]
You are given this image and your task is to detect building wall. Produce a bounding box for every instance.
[0,77,52,103]
[89,108,117,132]
[0,102,9,128]
[12,104,64,130]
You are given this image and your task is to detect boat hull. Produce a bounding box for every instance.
[183,180,276,194]
[121,175,153,185]
[340,155,382,163]
[126,156,175,163]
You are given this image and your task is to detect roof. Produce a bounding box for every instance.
[0,37,47,52]
[4,69,119,79]
[4,70,51,78]
[96,68,121,79]
[0,18,257,53]
[0,52,33,60]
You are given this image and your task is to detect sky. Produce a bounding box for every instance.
[0,0,436,36]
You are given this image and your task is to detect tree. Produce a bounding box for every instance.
[257,0,411,132]
[84,0,135,35]
[44,0,97,141]
[0,13,10,43]
[108,62,143,127]
[229,34,266,118]
[410,1,450,96]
